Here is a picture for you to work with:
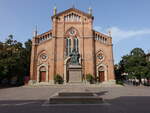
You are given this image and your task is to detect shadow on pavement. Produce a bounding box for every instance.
[0,85,23,89]
[0,95,150,113]
[94,91,108,96]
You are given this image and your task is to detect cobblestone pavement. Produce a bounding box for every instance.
[0,84,150,113]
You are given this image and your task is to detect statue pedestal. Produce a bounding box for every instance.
[68,65,82,83]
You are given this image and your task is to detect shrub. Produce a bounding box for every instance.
[116,80,124,85]
[86,74,95,84]
[54,74,64,84]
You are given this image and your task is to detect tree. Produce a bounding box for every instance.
[0,35,32,85]
[143,62,150,85]
[119,48,147,84]
[114,64,122,80]
[23,39,32,76]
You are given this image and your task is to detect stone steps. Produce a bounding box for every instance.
[58,92,94,96]
[49,92,103,104]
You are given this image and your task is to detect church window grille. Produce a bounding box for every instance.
[73,37,79,52]
[66,38,71,56]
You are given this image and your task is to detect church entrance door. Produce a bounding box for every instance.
[99,71,105,82]
[66,69,69,83]
[39,71,46,82]
[39,66,46,82]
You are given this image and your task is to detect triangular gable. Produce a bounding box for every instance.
[52,8,93,19]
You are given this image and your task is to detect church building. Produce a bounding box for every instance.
[30,7,115,84]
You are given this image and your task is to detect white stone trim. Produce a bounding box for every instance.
[64,57,71,83]
[37,64,49,83]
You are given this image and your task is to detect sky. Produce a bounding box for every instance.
[0,0,150,64]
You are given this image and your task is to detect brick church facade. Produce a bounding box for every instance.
[30,7,115,84]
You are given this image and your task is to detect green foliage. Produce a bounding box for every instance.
[118,48,150,84]
[144,62,150,79]
[23,39,32,76]
[54,74,64,84]
[116,80,124,85]
[86,74,95,84]
[0,35,32,85]
[114,64,122,80]
[131,48,145,57]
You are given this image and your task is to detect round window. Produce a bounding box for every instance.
[97,51,104,62]
[40,53,48,61]
[69,29,76,36]
[97,53,104,60]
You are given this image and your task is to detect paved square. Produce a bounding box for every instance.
[0,85,150,113]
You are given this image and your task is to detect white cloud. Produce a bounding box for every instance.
[94,26,103,32]
[94,26,150,44]
[109,27,150,43]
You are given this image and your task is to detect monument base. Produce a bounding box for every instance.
[68,64,82,83]
[49,92,103,104]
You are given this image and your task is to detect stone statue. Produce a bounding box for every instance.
[70,49,80,65]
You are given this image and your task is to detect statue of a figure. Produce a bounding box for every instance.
[70,49,80,65]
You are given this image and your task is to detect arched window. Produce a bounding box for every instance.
[73,37,79,52]
[65,28,80,57]
[66,38,71,56]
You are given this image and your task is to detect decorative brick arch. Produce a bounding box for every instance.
[65,27,80,37]
[37,50,48,60]
[96,50,105,63]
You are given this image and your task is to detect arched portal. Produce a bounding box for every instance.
[97,64,108,83]
[63,27,82,83]
[37,64,49,83]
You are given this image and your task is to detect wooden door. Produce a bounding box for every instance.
[99,71,105,82]
[39,71,46,82]
[66,70,69,83]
